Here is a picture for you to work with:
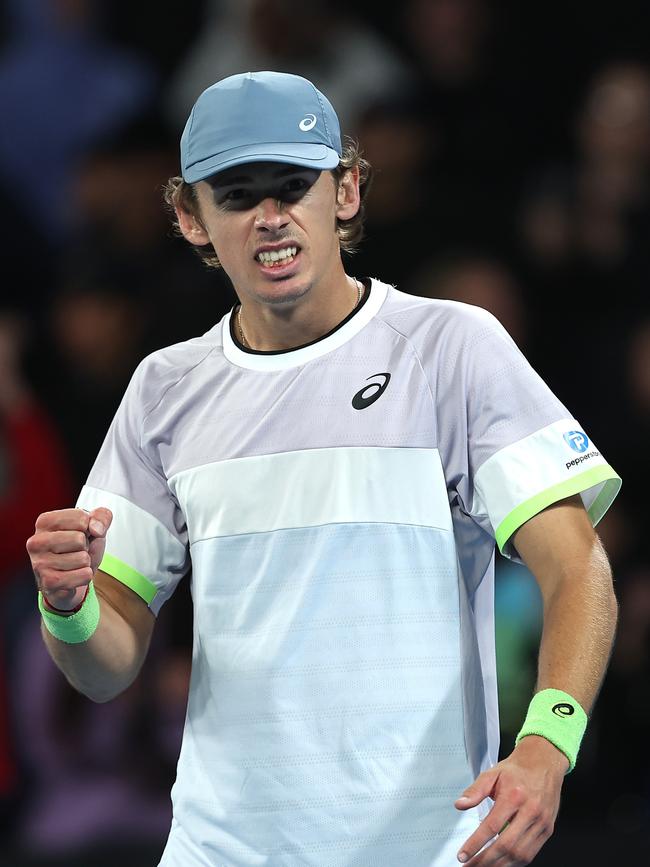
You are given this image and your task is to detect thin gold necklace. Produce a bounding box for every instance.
[237,279,364,349]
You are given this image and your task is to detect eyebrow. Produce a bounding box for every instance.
[210,166,309,189]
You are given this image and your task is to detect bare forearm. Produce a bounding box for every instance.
[42,588,152,703]
[535,536,618,713]
[28,510,155,703]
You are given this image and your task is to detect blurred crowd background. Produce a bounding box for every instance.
[0,1,649,864]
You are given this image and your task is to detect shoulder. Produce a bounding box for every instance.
[378,284,516,352]
[125,332,220,418]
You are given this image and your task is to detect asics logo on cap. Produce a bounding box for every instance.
[299,114,317,131]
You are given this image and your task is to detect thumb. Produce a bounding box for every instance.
[455,767,499,810]
[88,534,107,576]
[88,507,113,538]
[87,508,113,576]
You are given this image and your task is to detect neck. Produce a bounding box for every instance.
[236,274,364,352]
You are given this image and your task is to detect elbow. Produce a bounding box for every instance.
[86,689,122,704]
[70,675,134,704]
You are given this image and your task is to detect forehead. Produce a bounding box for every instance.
[207,161,321,188]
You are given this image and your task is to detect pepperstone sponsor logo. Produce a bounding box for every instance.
[565,450,600,470]
[563,430,599,470]
[352,372,391,409]
[563,430,589,453]
[552,703,575,717]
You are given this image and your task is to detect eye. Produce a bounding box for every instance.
[284,178,308,191]
[216,188,254,211]
[222,189,250,203]
[279,176,313,202]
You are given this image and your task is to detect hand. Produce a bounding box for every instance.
[454,735,569,865]
[26,507,113,611]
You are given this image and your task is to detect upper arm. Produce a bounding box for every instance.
[434,305,621,564]
[511,495,614,602]
[94,568,155,664]
[76,356,191,615]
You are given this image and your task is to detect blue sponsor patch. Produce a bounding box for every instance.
[563,430,589,453]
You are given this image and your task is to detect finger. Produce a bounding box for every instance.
[463,813,534,866]
[88,507,113,537]
[38,566,95,596]
[458,788,525,862]
[39,550,92,572]
[35,508,91,533]
[497,823,550,867]
[455,768,499,810]
[88,535,107,574]
[35,530,89,555]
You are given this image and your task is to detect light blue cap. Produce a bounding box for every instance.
[180,71,342,183]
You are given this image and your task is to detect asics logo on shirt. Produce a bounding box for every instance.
[299,114,317,131]
[352,373,391,409]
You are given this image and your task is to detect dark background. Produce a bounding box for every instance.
[1,1,649,864]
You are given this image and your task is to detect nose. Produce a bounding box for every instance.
[254,197,290,231]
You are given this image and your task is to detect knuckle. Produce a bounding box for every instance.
[485,819,503,837]
[39,570,61,593]
[540,817,554,838]
[509,785,527,806]
[27,533,47,555]
[78,509,92,529]
[34,511,52,530]
[50,538,65,554]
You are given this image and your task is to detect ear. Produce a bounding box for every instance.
[175,203,211,246]
[335,166,361,221]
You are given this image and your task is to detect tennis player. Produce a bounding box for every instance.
[27,71,621,866]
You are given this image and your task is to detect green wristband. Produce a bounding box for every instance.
[515,688,588,773]
[39,582,100,644]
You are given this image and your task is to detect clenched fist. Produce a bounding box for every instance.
[26,507,113,611]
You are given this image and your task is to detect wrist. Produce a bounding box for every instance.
[42,585,89,616]
[39,582,100,644]
[515,688,588,774]
[513,734,570,774]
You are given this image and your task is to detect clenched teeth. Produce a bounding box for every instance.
[257,246,298,266]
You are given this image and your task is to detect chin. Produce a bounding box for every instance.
[252,280,311,306]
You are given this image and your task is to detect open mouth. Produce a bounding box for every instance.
[255,245,300,269]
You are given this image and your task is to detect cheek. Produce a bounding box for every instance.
[302,194,339,242]
[205,219,244,267]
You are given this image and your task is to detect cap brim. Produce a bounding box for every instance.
[183,143,340,183]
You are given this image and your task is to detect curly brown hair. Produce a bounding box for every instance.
[162,137,373,269]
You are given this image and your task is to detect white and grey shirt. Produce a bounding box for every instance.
[78,278,620,867]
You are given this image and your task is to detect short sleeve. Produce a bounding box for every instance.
[448,306,621,563]
[76,359,190,615]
